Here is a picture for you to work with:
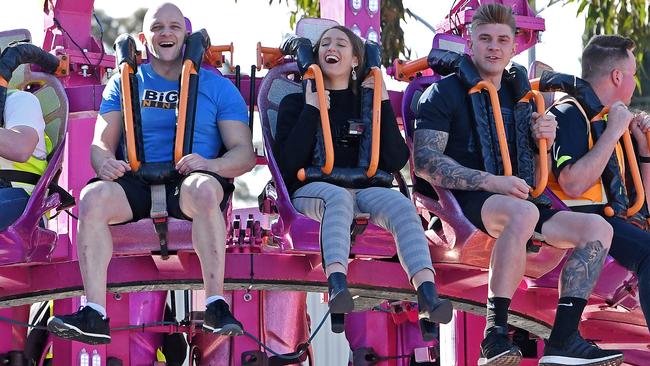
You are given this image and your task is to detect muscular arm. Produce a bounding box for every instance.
[557,131,619,198]
[91,111,123,173]
[210,121,256,178]
[413,129,492,191]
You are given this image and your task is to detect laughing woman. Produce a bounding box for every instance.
[273,25,453,338]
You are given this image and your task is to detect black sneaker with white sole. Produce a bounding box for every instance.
[203,299,243,336]
[47,306,111,345]
[478,326,522,366]
[539,332,623,366]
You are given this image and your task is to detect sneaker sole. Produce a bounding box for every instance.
[329,288,354,314]
[538,354,624,366]
[202,323,243,336]
[478,349,523,366]
[421,299,453,325]
[46,317,111,345]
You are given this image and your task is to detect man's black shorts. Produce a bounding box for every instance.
[451,190,559,234]
[89,170,234,225]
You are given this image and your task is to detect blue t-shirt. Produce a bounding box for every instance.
[100,63,248,163]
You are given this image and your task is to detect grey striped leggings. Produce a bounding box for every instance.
[292,182,434,280]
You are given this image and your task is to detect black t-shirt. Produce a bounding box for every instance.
[414,73,516,195]
[548,102,590,177]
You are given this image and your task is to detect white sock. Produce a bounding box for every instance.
[205,295,225,306]
[85,302,107,319]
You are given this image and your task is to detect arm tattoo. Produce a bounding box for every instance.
[413,129,490,191]
[559,240,607,299]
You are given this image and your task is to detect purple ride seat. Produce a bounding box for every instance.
[0,29,70,266]
[257,18,402,258]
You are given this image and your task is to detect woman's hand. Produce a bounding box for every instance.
[305,79,330,110]
[362,73,389,101]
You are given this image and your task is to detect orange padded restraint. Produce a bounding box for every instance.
[519,89,548,198]
[120,63,141,172]
[297,64,334,181]
[597,106,645,218]
[469,80,513,176]
[174,59,197,164]
[366,67,382,178]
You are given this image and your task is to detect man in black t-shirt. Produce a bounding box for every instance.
[413,4,623,366]
[549,35,650,334]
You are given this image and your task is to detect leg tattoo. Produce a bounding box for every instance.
[559,240,607,299]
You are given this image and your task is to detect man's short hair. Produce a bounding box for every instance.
[471,3,517,35]
[582,35,635,81]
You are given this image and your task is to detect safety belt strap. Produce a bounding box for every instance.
[0,170,75,209]
[150,184,170,260]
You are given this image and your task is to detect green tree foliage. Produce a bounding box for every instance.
[550,0,649,100]
[267,0,407,66]
[92,8,147,50]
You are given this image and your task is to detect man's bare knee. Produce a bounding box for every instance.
[515,200,540,227]
[579,214,613,249]
[182,175,224,215]
[78,182,119,222]
[484,197,538,237]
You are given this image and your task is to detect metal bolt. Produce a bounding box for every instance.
[113,292,122,300]
[243,292,253,302]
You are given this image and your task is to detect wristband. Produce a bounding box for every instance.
[639,156,650,164]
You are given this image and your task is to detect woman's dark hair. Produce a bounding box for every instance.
[313,25,365,94]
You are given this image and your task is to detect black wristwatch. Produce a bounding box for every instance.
[639,155,650,163]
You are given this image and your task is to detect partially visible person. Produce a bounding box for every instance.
[0,89,48,229]
[549,34,650,335]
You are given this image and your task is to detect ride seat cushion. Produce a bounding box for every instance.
[100,63,248,162]
[88,171,233,224]
[451,189,559,234]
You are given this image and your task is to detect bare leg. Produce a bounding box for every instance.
[325,263,347,277]
[481,195,539,298]
[411,268,435,289]
[541,211,612,299]
[77,181,133,307]
[179,174,227,297]
[537,211,622,362]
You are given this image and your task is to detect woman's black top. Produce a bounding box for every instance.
[273,88,409,194]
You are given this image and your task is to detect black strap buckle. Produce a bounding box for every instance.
[152,216,169,259]
[350,213,370,242]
